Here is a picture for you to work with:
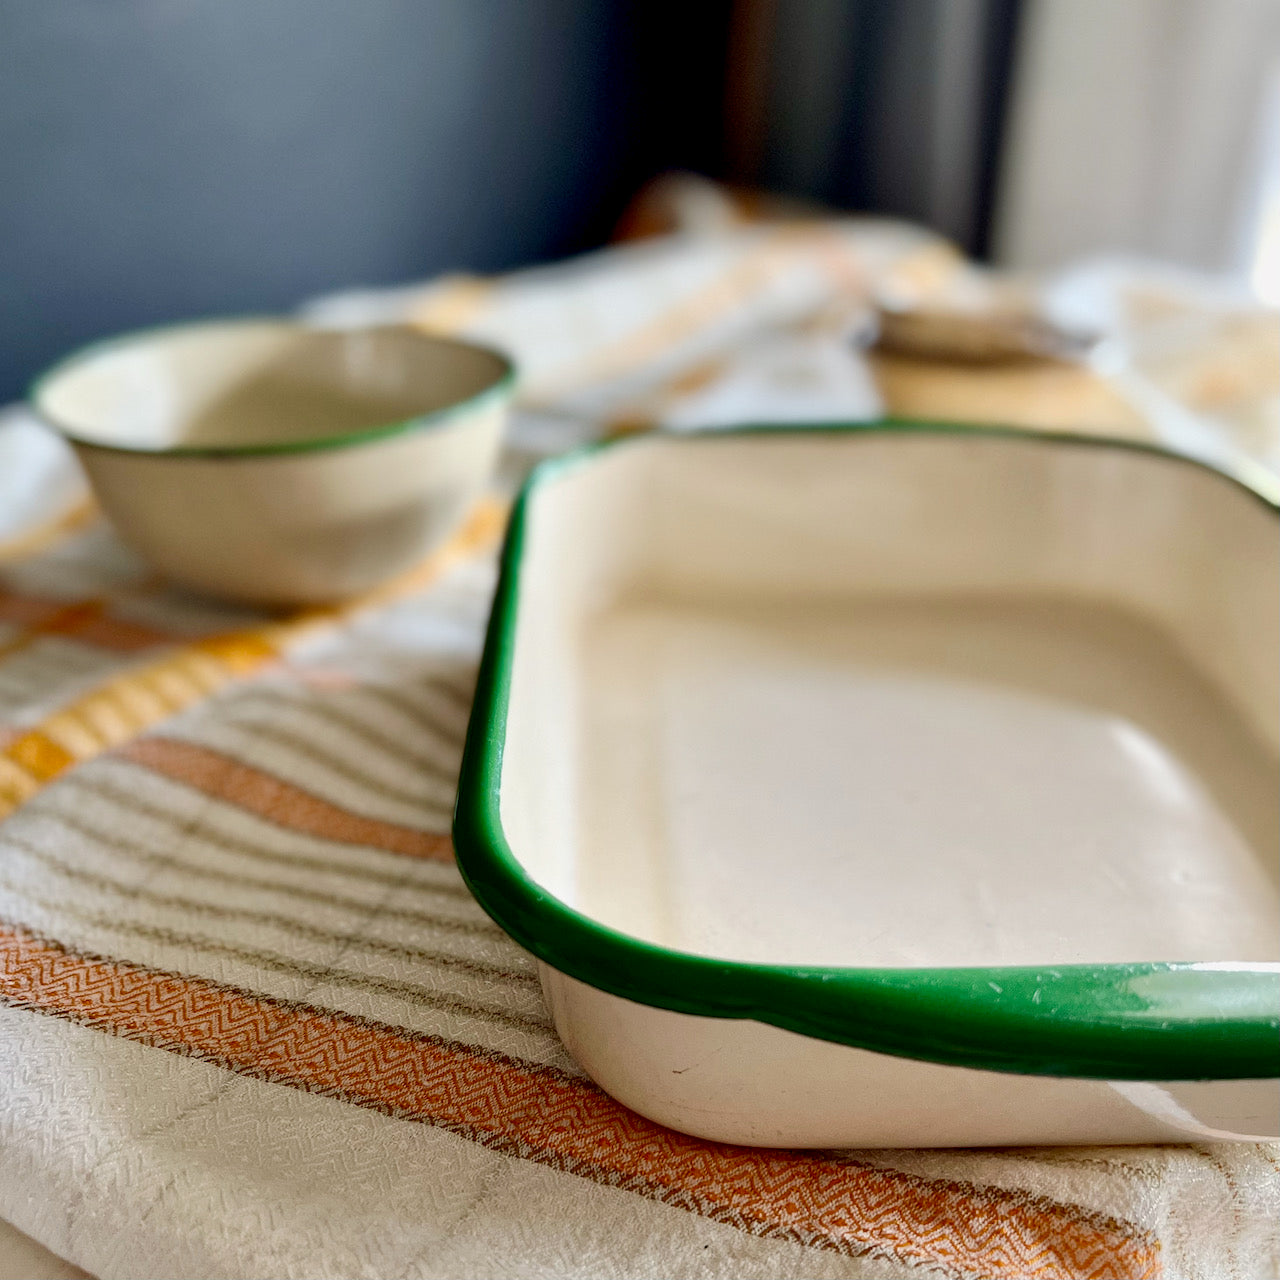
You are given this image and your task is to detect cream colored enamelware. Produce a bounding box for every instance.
[32,321,512,605]
[492,431,1279,1146]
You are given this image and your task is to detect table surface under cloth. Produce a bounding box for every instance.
[1,192,1277,1280]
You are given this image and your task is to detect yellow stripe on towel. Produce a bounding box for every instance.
[0,497,98,564]
[0,497,506,818]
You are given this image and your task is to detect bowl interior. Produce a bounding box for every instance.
[34,321,512,453]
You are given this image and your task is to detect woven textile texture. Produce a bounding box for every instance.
[2,197,1278,1279]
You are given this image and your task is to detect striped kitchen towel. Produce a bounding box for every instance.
[2,190,1278,1280]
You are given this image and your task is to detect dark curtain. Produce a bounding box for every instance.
[725,0,1023,257]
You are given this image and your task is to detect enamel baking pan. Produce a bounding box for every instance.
[454,424,1279,1147]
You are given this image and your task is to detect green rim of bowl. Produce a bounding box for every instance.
[28,317,517,459]
[453,420,1280,1080]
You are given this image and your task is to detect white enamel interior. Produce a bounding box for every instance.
[500,432,1279,970]
[35,321,508,450]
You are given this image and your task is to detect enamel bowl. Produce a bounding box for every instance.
[32,320,513,605]
[455,424,1280,1148]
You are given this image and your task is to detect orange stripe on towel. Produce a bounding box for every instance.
[120,736,454,860]
[0,923,1160,1280]
[0,594,179,651]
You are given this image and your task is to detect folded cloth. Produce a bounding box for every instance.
[2,192,1278,1280]
[304,175,946,443]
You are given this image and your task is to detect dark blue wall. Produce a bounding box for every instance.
[0,0,632,401]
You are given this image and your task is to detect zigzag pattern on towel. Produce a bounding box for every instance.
[0,922,1161,1280]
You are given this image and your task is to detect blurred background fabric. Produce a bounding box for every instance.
[995,0,1280,276]
[5,0,1276,403]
